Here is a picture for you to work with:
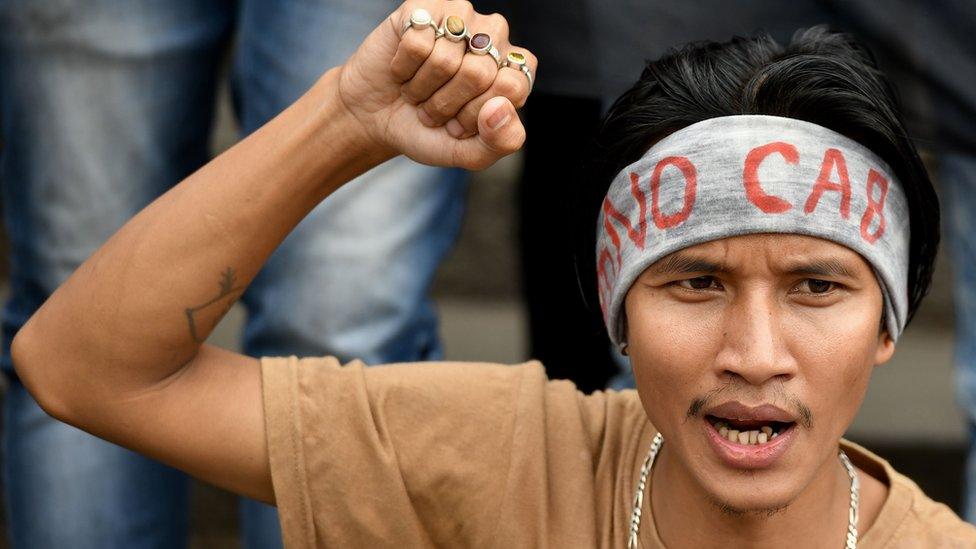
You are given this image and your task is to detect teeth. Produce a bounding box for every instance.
[711,419,789,445]
[719,426,775,445]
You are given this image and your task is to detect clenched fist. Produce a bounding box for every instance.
[335,1,537,170]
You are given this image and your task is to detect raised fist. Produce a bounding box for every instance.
[336,1,536,170]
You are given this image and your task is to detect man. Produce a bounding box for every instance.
[10,1,976,547]
[510,1,976,397]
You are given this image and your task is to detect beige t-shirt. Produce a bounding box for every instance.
[261,356,976,548]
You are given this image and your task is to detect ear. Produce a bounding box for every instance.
[874,331,896,366]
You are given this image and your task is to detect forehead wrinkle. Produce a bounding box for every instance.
[782,258,858,279]
[651,251,732,277]
[647,236,868,280]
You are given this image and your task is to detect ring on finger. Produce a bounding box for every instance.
[487,46,503,67]
[441,15,467,42]
[503,51,534,93]
[401,8,438,37]
[467,32,493,55]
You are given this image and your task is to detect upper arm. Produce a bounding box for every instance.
[46,344,274,504]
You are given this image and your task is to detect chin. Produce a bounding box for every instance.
[701,479,799,517]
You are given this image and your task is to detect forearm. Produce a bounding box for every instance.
[13,68,386,411]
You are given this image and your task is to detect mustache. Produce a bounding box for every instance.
[686,382,814,429]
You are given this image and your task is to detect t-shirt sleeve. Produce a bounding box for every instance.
[261,355,637,548]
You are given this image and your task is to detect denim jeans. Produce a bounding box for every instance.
[0,1,467,547]
[942,153,976,522]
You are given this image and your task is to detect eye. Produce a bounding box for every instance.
[797,279,835,294]
[676,276,721,291]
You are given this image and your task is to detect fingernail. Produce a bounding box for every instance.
[418,109,436,127]
[486,99,511,130]
[446,118,465,138]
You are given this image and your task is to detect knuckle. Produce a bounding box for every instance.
[457,60,480,80]
[429,50,459,79]
[469,63,496,91]
[488,13,509,37]
[426,95,454,119]
[487,12,507,26]
[390,62,410,81]
[494,74,523,99]
[402,35,432,62]
[457,62,490,92]
[427,64,451,83]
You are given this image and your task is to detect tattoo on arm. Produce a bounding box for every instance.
[185,267,245,343]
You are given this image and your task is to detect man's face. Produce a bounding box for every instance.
[625,233,895,512]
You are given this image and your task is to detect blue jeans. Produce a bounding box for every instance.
[0,1,466,547]
[942,153,976,522]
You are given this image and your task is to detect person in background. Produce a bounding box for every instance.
[0,0,466,546]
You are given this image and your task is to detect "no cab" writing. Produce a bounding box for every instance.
[597,141,892,314]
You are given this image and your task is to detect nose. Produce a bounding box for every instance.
[714,289,798,386]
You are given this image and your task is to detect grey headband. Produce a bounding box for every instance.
[596,115,910,349]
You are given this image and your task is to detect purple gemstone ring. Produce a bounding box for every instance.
[467,32,492,55]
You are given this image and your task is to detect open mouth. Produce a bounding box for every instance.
[705,415,796,446]
[701,403,799,469]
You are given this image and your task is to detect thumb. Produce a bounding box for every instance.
[453,96,526,171]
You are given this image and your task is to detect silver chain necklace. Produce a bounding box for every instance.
[628,433,860,549]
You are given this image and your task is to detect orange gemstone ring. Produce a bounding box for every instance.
[441,15,467,42]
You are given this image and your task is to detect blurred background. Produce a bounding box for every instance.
[0,1,973,547]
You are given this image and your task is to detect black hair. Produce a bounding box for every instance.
[575,26,939,331]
